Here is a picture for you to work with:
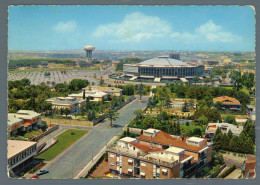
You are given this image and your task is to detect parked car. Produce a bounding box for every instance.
[36,169,49,176]
[30,175,39,179]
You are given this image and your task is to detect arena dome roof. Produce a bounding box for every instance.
[138,56,188,67]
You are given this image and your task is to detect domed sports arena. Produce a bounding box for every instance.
[123,53,204,82]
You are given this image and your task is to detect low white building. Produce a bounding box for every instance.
[205,122,243,138]
[69,89,108,102]
[8,140,37,177]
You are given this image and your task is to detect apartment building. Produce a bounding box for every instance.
[241,154,256,179]
[107,129,212,179]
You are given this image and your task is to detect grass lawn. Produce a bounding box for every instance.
[35,129,88,161]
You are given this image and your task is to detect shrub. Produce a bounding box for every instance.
[218,164,236,178]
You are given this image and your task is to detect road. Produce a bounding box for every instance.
[40,96,148,179]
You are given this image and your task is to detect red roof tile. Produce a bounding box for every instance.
[138,130,207,152]
[213,96,240,105]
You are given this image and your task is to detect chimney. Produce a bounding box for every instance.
[180,133,184,141]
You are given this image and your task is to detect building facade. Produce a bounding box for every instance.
[8,140,37,177]
[123,54,204,80]
[107,129,212,179]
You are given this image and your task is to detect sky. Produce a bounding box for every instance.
[8,6,255,51]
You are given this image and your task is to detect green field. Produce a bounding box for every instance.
[36,129,88,161]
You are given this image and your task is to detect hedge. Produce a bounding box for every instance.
[218,164,236,178]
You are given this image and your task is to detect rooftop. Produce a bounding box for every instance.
[90,86,123,93]
[8,140,37,159]
[206,122,243,135]
[187,137,205,143]
[137,56,188,67]
[47,97,85,105]
[213,96,240,105]
[138,130,208,152]
[119,137,138,143]
[8,113,24,126]
[83,45,95,50]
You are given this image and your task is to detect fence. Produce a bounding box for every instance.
[92,95,136,125]
[30,124,60,142]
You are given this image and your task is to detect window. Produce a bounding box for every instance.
[162,168,168,175]
[141,162,146,167]
[133,147,135,150]
[110,153,115,158]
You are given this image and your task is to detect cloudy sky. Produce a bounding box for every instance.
[8,6,255,51]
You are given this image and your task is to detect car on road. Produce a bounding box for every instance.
[30,175,39,179]
[36,169,49,176]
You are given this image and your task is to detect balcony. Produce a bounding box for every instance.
[183,163,198,178]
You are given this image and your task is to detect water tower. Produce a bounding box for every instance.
[83,45,95,63]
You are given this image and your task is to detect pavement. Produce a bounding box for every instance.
[39,96,148,179]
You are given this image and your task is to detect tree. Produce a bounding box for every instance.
[107,108,119,127]
[203,77,212,85]
[60,108,64,115]
[64,108,71,117]
[224,115,236,125]
[213,127,223,150]
[74,112,78,119]
[165,98,171,108]
[197,116,208,126]
[83,90,86,100]
[182,101,189,112]
[193,76,200,85]
[137,83,144,100]
[99,76,105,86]
[134,109,143,120]
[141,116,159,129]
[221,72,227,79]
[215,101,223,109]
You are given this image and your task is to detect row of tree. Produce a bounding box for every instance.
[9,58,77,68]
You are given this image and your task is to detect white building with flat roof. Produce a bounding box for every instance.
[206,122,243,138]
[8,140,37,177]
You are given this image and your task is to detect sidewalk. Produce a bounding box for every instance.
[75,134,120,179]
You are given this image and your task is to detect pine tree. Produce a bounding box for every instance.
[213,127,223,150]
